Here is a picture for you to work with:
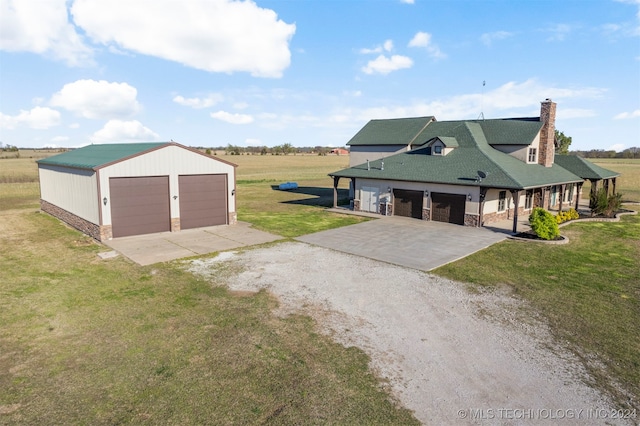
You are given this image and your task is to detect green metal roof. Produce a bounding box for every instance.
[554,155,619,180]
[411,118,542,147]
[346,117,434,146]
[37,142,169,170]
[331,122,582,190]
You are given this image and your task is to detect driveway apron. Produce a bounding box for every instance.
[296,216,506,271]
[103,221,281,266]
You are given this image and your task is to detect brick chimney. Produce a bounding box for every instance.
[538,98,556,167]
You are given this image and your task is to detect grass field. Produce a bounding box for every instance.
[581,159,640,203]
[0,210,418,424]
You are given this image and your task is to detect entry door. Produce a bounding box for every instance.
[109,176,170,238]
[361,186,379,213]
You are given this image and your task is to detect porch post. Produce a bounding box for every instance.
[590,180,598,200]
[575,182,584,210]
[612,177,617,195]
[558,184,565,212]
[333,176,340,208]
[478,187,488,226]
[510,189,520,233]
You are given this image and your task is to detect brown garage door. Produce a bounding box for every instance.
[110,176,170,238]
[179,174,227,229]
[393,189,423,219]
[431,193,466,225]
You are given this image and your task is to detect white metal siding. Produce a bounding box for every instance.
[38,165,99,224]
[98,146,235,226]
[349,145,408,167]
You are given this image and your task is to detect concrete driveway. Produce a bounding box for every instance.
[103,222,281,266]
[296,216,507,271]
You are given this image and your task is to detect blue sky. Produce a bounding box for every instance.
[1,0,638,151]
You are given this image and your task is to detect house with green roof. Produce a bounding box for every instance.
[330,99,619,232]
[37,142,237,241]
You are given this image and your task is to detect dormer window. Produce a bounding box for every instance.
[428,136,457,156]
[528,148,537,163]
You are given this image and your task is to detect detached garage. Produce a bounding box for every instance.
[37,142,237,241]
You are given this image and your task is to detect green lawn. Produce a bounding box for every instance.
[434,207,640,410]
[0,210,418,424]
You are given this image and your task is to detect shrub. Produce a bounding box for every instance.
[568,208,579,220]
[529,207,560,240]
[590,188,623,217]
[555,208,580,224]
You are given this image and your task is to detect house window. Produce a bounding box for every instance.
[528,148,537,163]
[433,145,443,155]
[498,191,506,211]
[525,190,533,209]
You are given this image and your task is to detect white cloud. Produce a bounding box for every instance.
[0,106,61,129]
[480,31,514,46]
[400,0,415,3]
[608,143,626,152]
[408,31,446,59]
[614,109,640,119]
[71,0,295,77]
[50,79,140,119]
[51,136,69,143]
[0,0,93,66]
[210,111,254,124]
[90,120,159,143]
[326,78,607,124]
[173,94,224,109]
[360,39,394,54]
[543,23,573,41]
[362,54,413,75]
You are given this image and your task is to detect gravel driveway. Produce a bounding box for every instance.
[186,242,624,425]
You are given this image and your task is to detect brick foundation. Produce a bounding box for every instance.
[422,208,430,221]
[171,217,181,232]
[40,200,108,241]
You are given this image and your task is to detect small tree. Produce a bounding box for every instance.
[555,130,572,154]
[529,207,559,240]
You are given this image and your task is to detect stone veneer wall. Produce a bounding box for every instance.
[171,218,181,232]
[353,199,361,211]
[422,208,430,221]
[483,206,529,225]
[40,199,107,241]
[464,214,480,227]
[228,211,238,225]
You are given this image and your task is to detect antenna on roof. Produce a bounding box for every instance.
[478,80,486,120]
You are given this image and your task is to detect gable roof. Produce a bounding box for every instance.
[347,116,434,147]
[553,155,619,180]
[37,142,168,170]
[36,142,237,171]
[331,121,582,190]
